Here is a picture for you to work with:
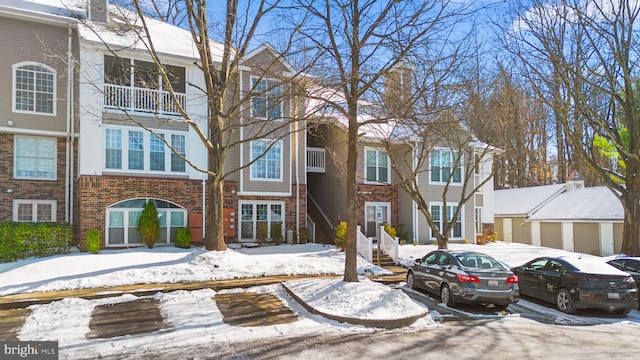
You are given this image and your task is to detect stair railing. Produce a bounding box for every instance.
[357,225,372,263]
[379,225,399,265]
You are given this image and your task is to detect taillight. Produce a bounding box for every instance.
[457,274,480,282]
[506,275,518,284]
[568,274,601,282]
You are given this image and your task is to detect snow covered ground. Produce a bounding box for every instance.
[1,242,639,359]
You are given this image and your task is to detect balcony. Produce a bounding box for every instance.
[104,84,186,116]
[307,147,325,173]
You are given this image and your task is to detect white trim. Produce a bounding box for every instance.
[12,199,57,222]
[474,207,483,235]
[364,201,391,238]
[363,146,391,184]
[236,191,292,196]
[12,62,57,116]
[599,222,614,256]
[561,222,574,252]
[428,147,463,186]
[249,139,283,182]
[0,127,79,137]
[13,135,57,181]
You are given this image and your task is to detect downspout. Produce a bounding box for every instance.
[202,178,206,241]
[294,91,300,243]
[412,142,418,243]
[65,24,73,223]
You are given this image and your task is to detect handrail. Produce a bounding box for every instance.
[307,194,334,238]
[104,84,187,115]
[357,225,372,263]
[379,225,399,265]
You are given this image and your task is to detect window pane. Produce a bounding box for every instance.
[17,203,33,222]
[108,228,125,244]
[128,211,142,227]
[15,65,55,114]
[251,140,267,178]
[109,211,124,226]
[15,136,56,179]
[106,129,122,169]
[171,134,186,172]
[37,203,52,222]
[150,134,165,171]
[171,211,185,226]
[128,131,144,170]
[252,78,267,118]
[430,151,440,182]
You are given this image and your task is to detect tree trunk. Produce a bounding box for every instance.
[205,176,227,251]
[343,111,359,283]
[621,182,640,256]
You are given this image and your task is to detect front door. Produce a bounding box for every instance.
[364,202,390,239]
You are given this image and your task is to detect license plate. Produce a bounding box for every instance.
[607,292,622,300]
[488,280,500,287]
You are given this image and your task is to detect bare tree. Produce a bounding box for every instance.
[505,0,640,255]
[81,0,308,251]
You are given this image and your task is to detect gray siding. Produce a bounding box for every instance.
[541,223,562,249]
[574,223,600,255]
[0,16,78,133]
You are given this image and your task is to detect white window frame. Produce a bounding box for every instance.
[364,147,390,184]
[14,136,57,180]
[105,198,187,247]
[429,148,463,185]
[103,126,187,174]
[13,200,57,222]
[250,139,283,181]
[12,62,57,116]
[430,202,464,240]
[250,76,282,121]
[238,200,285,241]
[475,207,483,235]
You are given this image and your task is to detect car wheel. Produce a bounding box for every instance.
[613,308,632,316]
[407,271,416,290]
[440,284,456,307]
[555,289,576,314]
[493,304,509,312]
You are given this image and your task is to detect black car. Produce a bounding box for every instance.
[406,250,519,309]
[607,257,640,308]
[512,256,638,315]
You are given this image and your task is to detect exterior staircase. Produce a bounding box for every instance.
[368,247,407,284]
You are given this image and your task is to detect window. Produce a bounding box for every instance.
[106,198,186,246]
[240,202,284,240]
[251,77,282,120]
[171,134,186,172]
[13,200,56,222]
[13,63,56,115]
[475,207,483,235]
[14,136,56,180]
[430,203,463,239]
[104,127,186,173]
[430,149,461,184]
[365,148,389,183]
[250,140,282,181]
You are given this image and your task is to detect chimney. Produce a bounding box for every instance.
[384,62,414,117]
[566,170,585,191]
[88,0,108,23]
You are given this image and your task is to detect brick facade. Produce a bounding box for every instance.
[356,183,399,228]
[0,133,76,223]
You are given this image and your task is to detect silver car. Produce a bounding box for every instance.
[407,250,520,309]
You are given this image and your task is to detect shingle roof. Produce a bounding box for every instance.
[494,184,565,216]
[527,186,623,221]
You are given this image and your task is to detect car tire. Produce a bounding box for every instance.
[407,271,416,290]
[555,288,576,314]
[440,284,456,307]
[493,304,509,312]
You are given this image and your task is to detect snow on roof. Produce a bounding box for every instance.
[494,183,565,216]
[527,186,623,221]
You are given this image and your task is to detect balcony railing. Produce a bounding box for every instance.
[307,147,325,173]
[104,84,186,116]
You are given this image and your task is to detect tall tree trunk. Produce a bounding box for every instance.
[344,105,359,283]
[205,176,227,251]
[621,179,640,256]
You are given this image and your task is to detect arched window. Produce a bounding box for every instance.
[106,198,187,246]
[13,62,56,115]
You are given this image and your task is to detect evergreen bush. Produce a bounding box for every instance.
[270,222,283,243]
[174,227,192,249]
[138,200,160,248]
[86,229,101,254]
[256,223,268,243]
[334,221,347,251]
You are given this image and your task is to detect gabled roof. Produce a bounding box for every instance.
[527,186,623,221]
[494,184,565,216]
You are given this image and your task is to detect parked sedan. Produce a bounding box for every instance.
[607,257,640,308]
[406,250,520,309]
[512,256,638,315]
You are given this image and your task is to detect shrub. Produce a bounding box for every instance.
[334,221,347,251]
[396,223,410,243]
[256,223,269,243]
[174,227,192,249]
[270,222,283,243]
[491,232,499,241]
[86,229,101,254]
[383,223,397,238]
[138,200,160,249]
[0,222,72,262]
[298,228,309,243]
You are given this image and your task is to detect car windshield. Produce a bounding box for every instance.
[456,254,504,270]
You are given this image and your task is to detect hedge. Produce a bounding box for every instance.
[0,222,73,263]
